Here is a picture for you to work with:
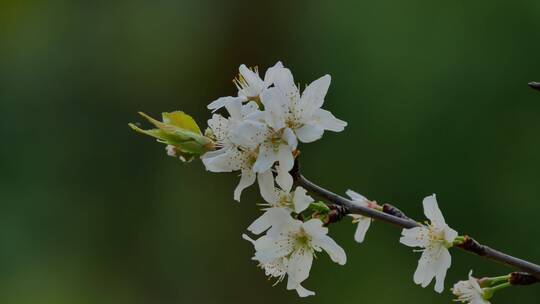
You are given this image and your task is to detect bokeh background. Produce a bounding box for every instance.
[2,0,540,303]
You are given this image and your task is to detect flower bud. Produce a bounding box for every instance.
[129,111,215,162]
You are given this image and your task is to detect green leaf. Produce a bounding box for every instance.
[309,201,331,214]
[162,111,202,134]
[129,111,215,161]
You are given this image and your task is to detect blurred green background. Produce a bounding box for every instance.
[1,0,540,303]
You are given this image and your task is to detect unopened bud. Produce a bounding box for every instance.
[129,111,215,162]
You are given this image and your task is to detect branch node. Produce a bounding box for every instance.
[510,272,539,286]
[382,203,413,221]
[456,235,487,256]
[324,204,350,226]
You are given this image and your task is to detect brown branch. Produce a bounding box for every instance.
[529,82,540,92]
[291,160,540,280]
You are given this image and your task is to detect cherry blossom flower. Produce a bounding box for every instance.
[260,66,347,143]
[399,194,458,293]
[452,271,490,304]
[346,190,373,243]
[245,210,346,297]
[207,62,283,111]
[230,65,347,187]
[242,233,315,297]
[201,99,273,201]
[247,186,314,235]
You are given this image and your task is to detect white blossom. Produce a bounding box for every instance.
[260,66,347,143]
[346,190,373,243]
[399,194,458,293]
[452,271,490,304]
[207,62,283,111]
[231,118,297,186]
[245,211,346,297]
[230,64,347,187]
[242,233,315,297]
[247,186,314,235]
[201,99,273,201]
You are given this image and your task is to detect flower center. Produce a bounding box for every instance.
[293,229,312,250]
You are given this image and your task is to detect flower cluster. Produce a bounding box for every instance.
[204,62,349,295]
[202,62,347,202]
[129,62,519,302]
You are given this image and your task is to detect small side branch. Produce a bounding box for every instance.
[529,81,540,92]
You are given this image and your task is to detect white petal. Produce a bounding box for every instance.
[444,225,459,244]
[423,194,446,226]
[200,149,225,160]
[295,124,324,143]
[286,275,316,298]
[260,87,287,130]
[241,101,260,117]
[413,250,435,288]
[434,248,452,293]
[239,64,264,95]
[272,67,298,99]
[253,142,279,173]
[254,239,293,263]
[302,218,328,237]
[245,234,274,252]
[241,233,256,246]
[399,227,430,248]
[263,61,284,86]
[300,74,331,110]
[201,148,239,172]
[247,207,288,235]
[312,108,347,132]
[257,169,278,203]
[292,187,314,214]
[277,143,294,172]
[275,165,293,193]
[207,96,246,111]
[267,216,301,238]
[287,248,313,284]
[251,234,293,263]
[346,189,367,203]
[295,284,315,297]
[230,120,266,148]
[282,127,298,150]
[224,98,243,120]
[468,270,483,292]
[248,234,273,252]
[312,235,347,265]
[206,114,229,142]
[353,217,372,243]
[233,168,256,202]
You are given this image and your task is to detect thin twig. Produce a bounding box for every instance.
[291,160,540,280]
[529,82,540,92]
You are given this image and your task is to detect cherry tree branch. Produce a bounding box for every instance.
[529,82,540,92]
[290,160,540,281]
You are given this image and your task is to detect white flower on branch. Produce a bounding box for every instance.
[346,190,373,243]
[452,271,490,304]
[260,66,347,143]
[399,194,458,293]
[242,233,315,297]
[202,100,273,201]
[230,64,347,187]
[232,119,298,184]
[247,186,314,235]
[207,62,284,111]
[244,211,346,297]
